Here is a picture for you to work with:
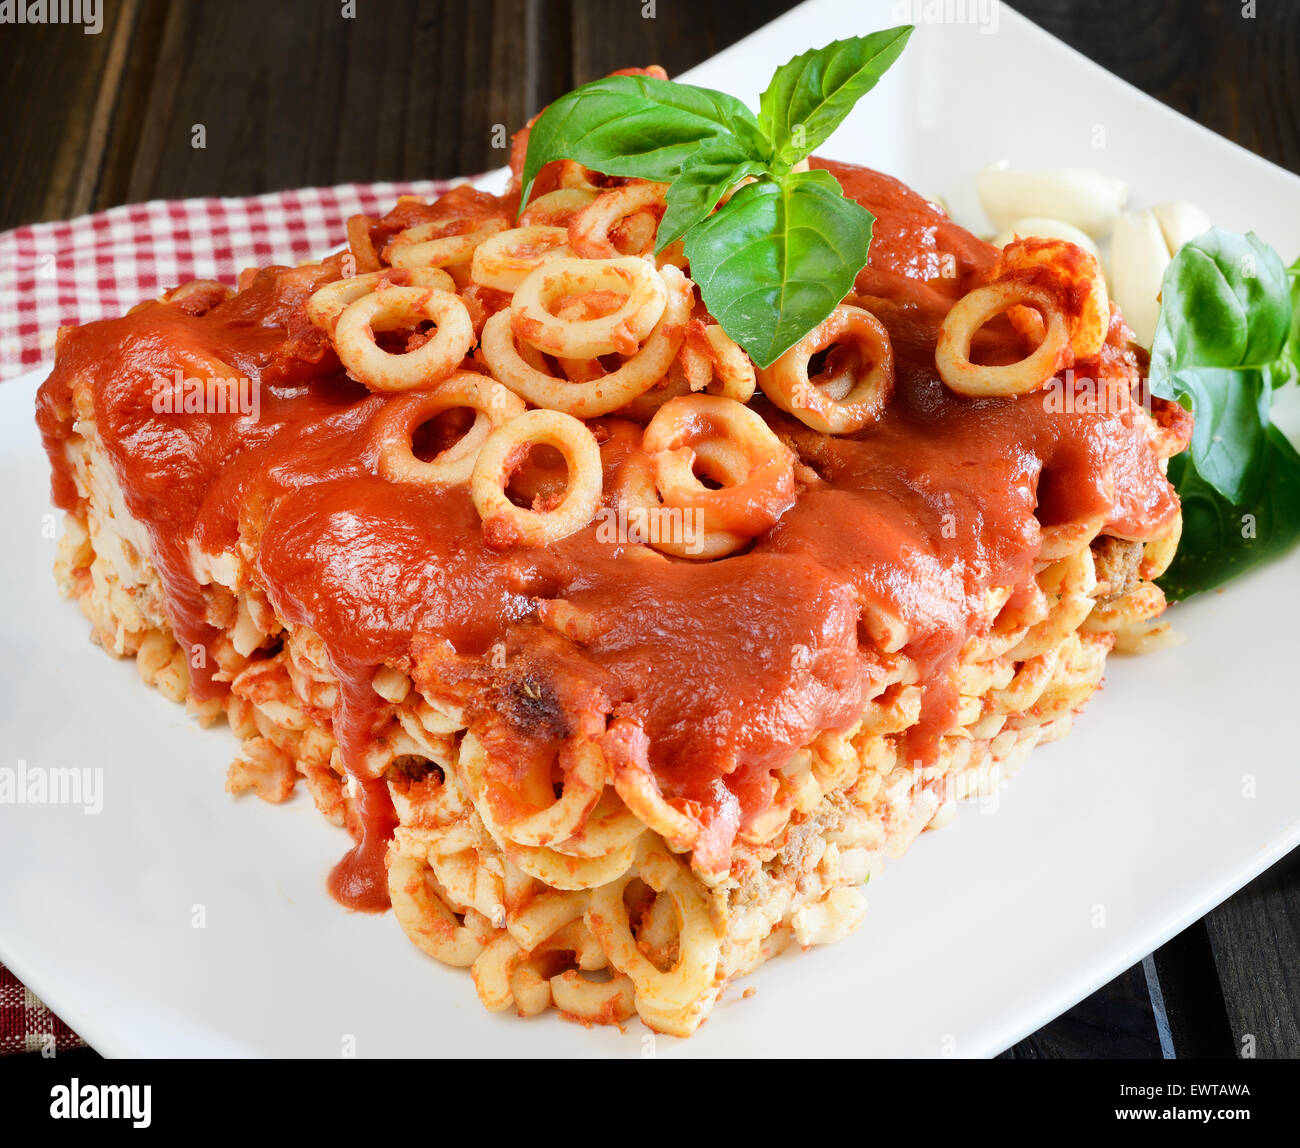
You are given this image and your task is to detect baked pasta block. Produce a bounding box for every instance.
[48,421,1179,1035]
[39,147,1191,1038]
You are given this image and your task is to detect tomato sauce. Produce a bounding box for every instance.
[36,159,1181,908]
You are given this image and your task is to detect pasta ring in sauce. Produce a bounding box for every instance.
[569,181,667,259]
[510,256,668,358]
[386,218,507,270]
[613,394,796,557]
[1000,236,1110,361]
[333,285,474,393]
[679,321,757,403]
[480,263,691,417]
[936,279,1074,397]
[519,188,598,228]
[757,304,894,433]
[470,408,603,548]
[305,266,455,332]
[471,225,573,293]
[373,370,525,486]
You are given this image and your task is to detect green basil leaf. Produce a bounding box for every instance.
[1148,229,1300,597]
[683,168,874,368]
[758,27,913,166]
[656,139,766,252]
[1164,367,1268,504]
[1150,230,1291,379]
[1159,423,1300,600]
[520,74,766,206]
[1284,256,1300,386]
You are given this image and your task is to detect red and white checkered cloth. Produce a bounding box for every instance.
[0,179,461,381]
[0,964,85,1055]
[0,178,469,1054]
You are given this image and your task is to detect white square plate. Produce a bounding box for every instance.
[3,0,1298,1058]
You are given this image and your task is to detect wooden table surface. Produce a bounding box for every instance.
[2,0,1297,1058]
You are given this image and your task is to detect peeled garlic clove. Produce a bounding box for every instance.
[1152,201,1212,256]
[1108,209,1170,348]
[925,192,951,217]
[977,162,1128,237]
[991,217,1102,261]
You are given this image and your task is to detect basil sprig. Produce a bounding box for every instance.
[685,169,876,367]
[519,28,914,367]
[1149,231,1300,599]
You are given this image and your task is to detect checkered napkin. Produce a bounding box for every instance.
[0,964,84,1055]
[0,178,466,1054]
[0,179,460,381]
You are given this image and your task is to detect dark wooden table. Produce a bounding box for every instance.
[2,0,1297,1058]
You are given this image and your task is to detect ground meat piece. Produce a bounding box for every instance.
[1091,535,1144,601]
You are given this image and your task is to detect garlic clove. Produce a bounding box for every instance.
[1152,201,1212,256]
[977,162,1128,237]
[1108,209,1171,348]
[991,217,1102,261]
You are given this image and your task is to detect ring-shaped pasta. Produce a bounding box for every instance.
[472,933,526,1011]
[500,740,609,848]
[614,364,693,422]
[1038,512,1108,563]
[1083,580,1167,634]
[549,969,637,1023]
[480,916,615,1016]
[511,256,668,359]
[557,160,601,191]
[757,304,894,433]
[163,279,234,313]
[688,436,752,486]
[1000,236,1110,361]
[427,848,501,922]
[643,394,797,539]
[373,370,525,486]
[345,214,382,274]
[612,450,744,559]
[504,891,589,953]
[506,960,554,1017]
[509,832,641,892]
[386,218,507,270]
[530,916,607,971]
[585,837,723,1024]
[458,733,643,890]
[990,647,1062,715]
[333,285,474,393]
[470,408,603,548]
[555,355,607,383]
[697,323,756,400]
[606,725,700,852]
[936,280,1073,397]
[1139,510,1182,580]
[305,266,455,332]
[387,850,486,967]
[471,225,573,292]
[569,181,667,259]
[679,321,757,403]
[613,350,750,422]
[480,263,692,417]
[388,215,479,245]
[520,188,597,228]
[1146,396,1195,460]
[1008,550,1098,661]
[655,239,689,273]
[544,790,647,859]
